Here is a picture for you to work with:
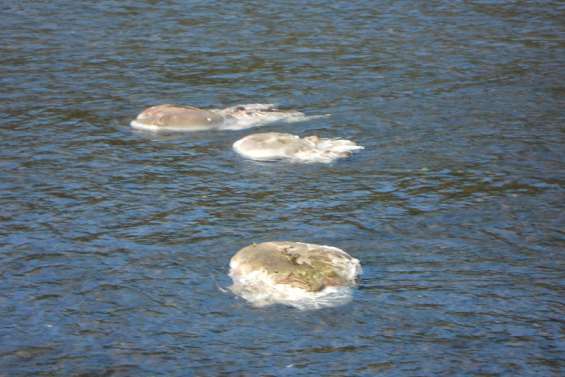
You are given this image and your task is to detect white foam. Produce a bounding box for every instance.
[229,269,355,310]
[130,120,159,131]
[130,120,219,132]
[216,103,328,130]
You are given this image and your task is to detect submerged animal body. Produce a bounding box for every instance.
[130,104,313,131]
[130,104,225,131]
[229,241,362,309]
[233,132,364,163]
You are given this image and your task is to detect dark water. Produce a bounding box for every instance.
[1,1,564,375]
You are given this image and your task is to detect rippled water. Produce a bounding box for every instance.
[1,1,564,375]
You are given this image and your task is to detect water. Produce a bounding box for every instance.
[1,1,563,375]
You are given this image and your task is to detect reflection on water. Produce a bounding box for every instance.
[1,0,563,375]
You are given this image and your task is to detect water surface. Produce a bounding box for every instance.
[1,1,564,375]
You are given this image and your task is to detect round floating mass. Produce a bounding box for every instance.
[233,132,364,163]
[229,241,362,310]
[130,104,225,131]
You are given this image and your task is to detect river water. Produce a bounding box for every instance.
[1,1,563,376]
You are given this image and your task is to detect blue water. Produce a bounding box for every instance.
[1,1,564,375]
